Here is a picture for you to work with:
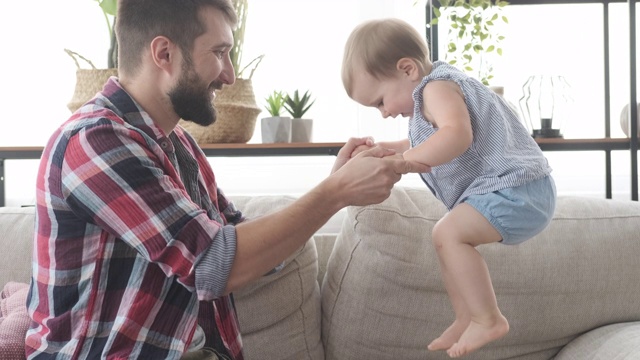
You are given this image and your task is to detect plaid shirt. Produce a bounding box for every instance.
[26,78,245,359]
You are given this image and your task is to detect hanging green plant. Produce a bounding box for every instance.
[430,0,509,86]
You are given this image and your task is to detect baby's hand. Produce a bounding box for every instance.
[350,136,376,158]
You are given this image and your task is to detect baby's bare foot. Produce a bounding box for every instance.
[428,320,469,351]
[447,314,509,358]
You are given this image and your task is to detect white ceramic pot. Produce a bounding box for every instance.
[261,116,292,143]
[291,118,313,143]
[620,103,640,138]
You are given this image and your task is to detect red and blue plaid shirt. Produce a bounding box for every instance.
[26,78,245,359]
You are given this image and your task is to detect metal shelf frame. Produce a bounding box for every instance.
[425,0,638,199]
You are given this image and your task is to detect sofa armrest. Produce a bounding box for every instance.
[555,322,640,359]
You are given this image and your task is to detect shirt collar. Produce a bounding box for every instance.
[95,77,175,153]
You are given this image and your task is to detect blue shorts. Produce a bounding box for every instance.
[463,176,556,245]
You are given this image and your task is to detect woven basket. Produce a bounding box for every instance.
[67,68,118,112]
[179,78,261,144]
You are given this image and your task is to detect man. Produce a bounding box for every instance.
[25,0,429,359]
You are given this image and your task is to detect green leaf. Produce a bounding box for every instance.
[283,90,315,118]
[98,0,117,16]
[264,90,286,116]
[486,45,495,52]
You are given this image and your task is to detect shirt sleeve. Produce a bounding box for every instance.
[60,120,236,298]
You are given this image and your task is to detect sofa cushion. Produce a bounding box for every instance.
[321,186,640,360]
[0,281,30,360]
[0,207,35,289]
[555,322,640,359]
[231,195,324,360]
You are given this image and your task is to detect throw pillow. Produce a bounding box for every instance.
[231,195,324,360]
[0,281,30,360]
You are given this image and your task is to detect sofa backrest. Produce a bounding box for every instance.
[321,186,640,360]
[0,207,35,289]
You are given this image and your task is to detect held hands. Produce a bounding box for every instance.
[329,137,431,207]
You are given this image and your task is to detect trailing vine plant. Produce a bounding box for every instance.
[430,0,509,86]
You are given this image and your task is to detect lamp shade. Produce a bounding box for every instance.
[518,75,573,138]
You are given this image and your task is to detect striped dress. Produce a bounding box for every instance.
[409,61,552,210]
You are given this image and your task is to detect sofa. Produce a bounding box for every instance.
[2,186,640,359]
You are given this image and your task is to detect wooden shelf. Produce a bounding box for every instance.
[0,143,345,207]
[0,139,635,206]
[534,137,630,151]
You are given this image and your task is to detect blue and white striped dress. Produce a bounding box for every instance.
[410,61,552,210]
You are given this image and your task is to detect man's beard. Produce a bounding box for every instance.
[169,63,221,127]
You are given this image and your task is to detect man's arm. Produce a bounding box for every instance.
[225,139,430,293]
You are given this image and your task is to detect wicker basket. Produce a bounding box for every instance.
[179,78,261,144]
[67,68,118,113]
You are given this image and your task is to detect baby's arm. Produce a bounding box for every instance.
[403,81,473,167]
[351,138,410,158]
[376,139,410,154]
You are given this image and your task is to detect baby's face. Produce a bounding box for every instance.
[350,68,416,119]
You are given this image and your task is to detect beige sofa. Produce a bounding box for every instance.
[2,186,640,359]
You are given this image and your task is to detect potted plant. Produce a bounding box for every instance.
[179,0,265,144]
[66,0,118,113]
[430,0,509,87]
[284,90,316,143]
[261,91,291,143]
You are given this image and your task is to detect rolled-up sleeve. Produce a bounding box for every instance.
[194,224,237,298]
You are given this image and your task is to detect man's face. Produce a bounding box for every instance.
[169,6,235,126]
[169,56,219,126]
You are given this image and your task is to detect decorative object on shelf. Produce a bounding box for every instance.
[179,0,264,144]
[66,0,118,113]
[518,75,572,138]
[65,49,118,113]
[284,90,316,143]
[429,0,509,86]
[261,91,291,143]
[619,103,640,138]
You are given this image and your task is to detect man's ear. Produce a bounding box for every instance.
[149,36,176,73]
[396,58,420,80]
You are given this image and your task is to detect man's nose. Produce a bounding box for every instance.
[220,55,236,85]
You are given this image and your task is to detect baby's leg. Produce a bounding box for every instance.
[430,203,509,358]
[427,259,469,351]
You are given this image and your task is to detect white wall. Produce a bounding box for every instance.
[0,1,637,206]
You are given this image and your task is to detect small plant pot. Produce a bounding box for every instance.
[291,118,313,143]
[620,103,640,138]
[261,116,292,143]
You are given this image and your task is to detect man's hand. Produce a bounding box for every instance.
[331,136,375,174]
[329,145,431,207]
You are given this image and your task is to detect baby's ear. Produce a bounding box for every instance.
[396,58,419,79]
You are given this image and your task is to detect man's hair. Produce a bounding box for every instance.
[116,0,237,76]
[341,18,431,97]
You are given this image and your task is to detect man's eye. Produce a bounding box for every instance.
[214,51,224,59]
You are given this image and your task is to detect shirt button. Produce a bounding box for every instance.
[160,142,168,149]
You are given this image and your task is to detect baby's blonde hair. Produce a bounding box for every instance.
[341,18,431,97]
